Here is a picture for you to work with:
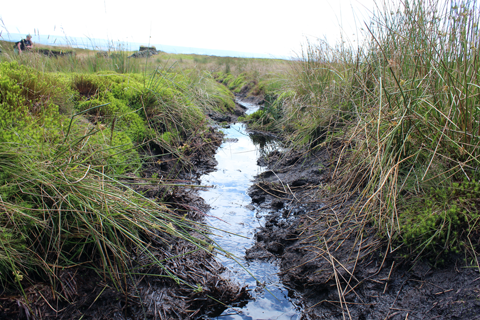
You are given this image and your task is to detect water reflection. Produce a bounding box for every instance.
[199,108,301,319]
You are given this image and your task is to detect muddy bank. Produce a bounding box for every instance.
[235,92,264,106]
[207,101,248,124]
[246,148,480,319]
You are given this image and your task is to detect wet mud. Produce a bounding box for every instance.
[207,102,248,125]
[246,148,480,319]
[197,119,303,319]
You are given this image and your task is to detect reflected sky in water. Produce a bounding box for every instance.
[199,120,301,320]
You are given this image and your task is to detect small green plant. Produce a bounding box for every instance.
[160,131,176,145]
[399,180,480,261]
[193,283,204,293]
[243,95,284,131]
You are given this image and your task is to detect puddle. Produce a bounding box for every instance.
[199,103,301,320]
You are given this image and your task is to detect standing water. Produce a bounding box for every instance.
[199,102,301,319]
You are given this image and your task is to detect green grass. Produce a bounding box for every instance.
[399,180,480,264]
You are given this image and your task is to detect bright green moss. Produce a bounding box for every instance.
[76,96,149,143]
[399,180,480,261]
[0,62,69,145]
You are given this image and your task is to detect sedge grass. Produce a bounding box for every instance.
[0,139,223,294]
[255,0,480,263]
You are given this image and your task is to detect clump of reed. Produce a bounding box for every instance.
[272,0,480,262]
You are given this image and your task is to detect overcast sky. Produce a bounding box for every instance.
[1,0,377,58]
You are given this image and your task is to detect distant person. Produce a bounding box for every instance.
[14,34,33,54]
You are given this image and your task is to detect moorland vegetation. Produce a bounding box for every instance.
[243,0,480,266]
[0,37,286,316]
[1,0,479,316]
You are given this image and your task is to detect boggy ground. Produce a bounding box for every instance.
[245,148,480,319]
[0,107,249,320]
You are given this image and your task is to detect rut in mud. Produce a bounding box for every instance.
[198,101,302,319]
[133,99,480,319]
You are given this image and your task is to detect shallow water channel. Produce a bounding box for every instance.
[199,102,301,320]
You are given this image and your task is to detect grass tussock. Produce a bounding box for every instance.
[250,0,480,263]
[0,142,211,292]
